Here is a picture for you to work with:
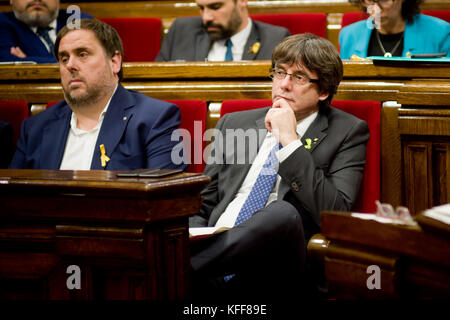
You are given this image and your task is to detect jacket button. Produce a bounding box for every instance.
[291,182,299,192]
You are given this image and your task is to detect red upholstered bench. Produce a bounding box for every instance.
[166,100,207,173]
[220,99,381,213]
[99,17,162,62]
[0,100,29,144]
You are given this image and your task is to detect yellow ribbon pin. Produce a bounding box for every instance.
[99,144,110,167]
[304,138,312,149]
[249,42,260,54]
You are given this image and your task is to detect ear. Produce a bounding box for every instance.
[318,91,329,102]
[110,50,122,76]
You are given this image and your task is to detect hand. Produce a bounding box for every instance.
[265,98,298,147]
[10,46,26,58]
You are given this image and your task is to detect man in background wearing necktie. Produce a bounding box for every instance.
[190,33,370,300]
[0,0,92,63]
[156,0,290,62]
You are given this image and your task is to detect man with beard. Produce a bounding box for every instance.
[156,0,290,61]
[9,19,185,171]
[0,0,92,63]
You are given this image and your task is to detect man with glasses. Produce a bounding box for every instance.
[190,33,370,299]
[340,0,449,59]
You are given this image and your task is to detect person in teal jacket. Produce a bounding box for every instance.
[339,0,450,59]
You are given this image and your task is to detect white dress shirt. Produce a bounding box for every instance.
[59,85,117,170]
[207,18,252,61]
[214,111,318,228]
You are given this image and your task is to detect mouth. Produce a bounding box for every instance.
[27,2,47,10]
[68,79,83,87]
[273,95,293,102]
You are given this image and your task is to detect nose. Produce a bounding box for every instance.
[64,55,79,71]
[202,8,214,23]
[279,74,294,90]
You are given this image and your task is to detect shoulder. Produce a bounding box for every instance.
[23,101,69,129]
[0,11,19,25]
[326,106,368,134]
[340,19,367,38]
[171,16,203,29]
[252,20,290,37]
[409,13,449,29]
[219,107,269,128]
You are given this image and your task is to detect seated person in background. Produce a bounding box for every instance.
[340,0,450,59]
[9,19,185,171]
[189,33,369,299]
[156,0,290,62]
[0,0,92,63]
[0,120,14,168]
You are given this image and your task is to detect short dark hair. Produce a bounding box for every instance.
[271,33,343,109]
[54,18,124,80]
[348,0,423,23]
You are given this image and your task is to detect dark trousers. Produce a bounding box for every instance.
[190,200,306,301]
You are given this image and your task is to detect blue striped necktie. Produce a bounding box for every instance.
[224,143,280,282]
[225,39,233,61]
[234,143,280,226]
[37,27,54,54]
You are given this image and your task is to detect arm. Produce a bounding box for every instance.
[145,102,187,170]
[278,119,369,227]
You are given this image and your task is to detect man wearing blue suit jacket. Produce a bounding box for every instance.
[0,0,92,63]
[9,19,185,171]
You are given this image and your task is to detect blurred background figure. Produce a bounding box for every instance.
[339,0,449,59]
[156,0,290,62]
[0,0,92,63]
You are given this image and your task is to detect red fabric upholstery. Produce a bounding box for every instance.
[341,11,369,28]
[250,13,327,38]
[166,100,207,173]
[46,101,60,109]
[220,99,381,213]
[330,100,381,213]
[99,17,162,62]
[0,100,29,144]
[423,9,450,23]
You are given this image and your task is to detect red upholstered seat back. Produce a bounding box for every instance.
[99,17,162,62]
[220,99,381,213]
[0,100,29,144]
[341,11,369,28]
[166,100,207,173]
[330,100,381,213]
[250,13,327,38]
[423,9,450,22]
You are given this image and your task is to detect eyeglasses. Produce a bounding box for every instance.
[361,0,393,6]
[269,68,319,86]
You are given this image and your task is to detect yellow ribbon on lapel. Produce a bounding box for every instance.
[249,42,260,54]
[99,144,110,167]
[304,138,312,149]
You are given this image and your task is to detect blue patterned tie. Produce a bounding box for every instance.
[225,39,233,61]
[224,144,280,282]
[234,143,280,226]
[37,27,54,54]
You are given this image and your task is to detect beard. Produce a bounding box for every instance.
[204,6,243,41]
[62,75,115,109]
[13,1,58,28]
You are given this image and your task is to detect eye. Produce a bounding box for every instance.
[293,73,306,82]
[275,70,286,77]
[79,51,88,58]
[60,56,68,64]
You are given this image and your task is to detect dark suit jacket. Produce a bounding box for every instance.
[9,84,185,171]
[0,9,92,63]
[155,17,290,61]
[190,106,369,240]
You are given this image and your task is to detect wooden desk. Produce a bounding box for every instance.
[0,60,448,228]
[0,169,210,300]
[308,211,450,299]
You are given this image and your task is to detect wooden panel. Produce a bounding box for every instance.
[403,142,431,215]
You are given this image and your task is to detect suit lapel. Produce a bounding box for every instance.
[41,105,71,169]
[195,32,211,61]
[91,84,134,170]
[242,22,261,60]
[300,110,328,152]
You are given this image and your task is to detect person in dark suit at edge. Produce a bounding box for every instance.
[156,0,290,62]
[0,0,92,63]
[9,19,185,171]
[189,33,370,300]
